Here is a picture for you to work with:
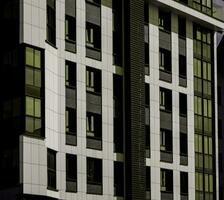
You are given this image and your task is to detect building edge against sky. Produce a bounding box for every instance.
[0,0,224,200]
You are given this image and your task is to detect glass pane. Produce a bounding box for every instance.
[205,174,209,192]
[199,135,202,153]
[203,62,207,79]
[195,135,198,152]
[198,97,202,115]
[204,137,208,154]
[26,67,33,85]
[208,63,211,80]
[34,70,41,87]
[208,100,212,117]
[34,118,41,130]
[26,97,33,116]
[209,138,212,154]
[204,99,208,117]
[26,116,34,132]
[34,50,41,68]
[26,47,33,66]
[209,175,213,192]
[34,99,41,117]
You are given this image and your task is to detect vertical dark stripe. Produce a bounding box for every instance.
[123,0,145,199]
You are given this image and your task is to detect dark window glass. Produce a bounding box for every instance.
[159,48,171,72]
[87,157,102,184]
[180,172,188,195]
[160,88,172,112]
[180,93,187,116]
[86,22,101,50]
[86,0,101,5]
[160,129,172,152]
[145,83,149,106]
[66,154,77,181]
[144,2,149,23]
[114,161,124,196]
[86,112,102,139]
[146,167,151,191]
[159,10,171,31]
[86,67,101,93]
[47,0,56,45]
[66,107,76,134]
[178,17,186,38]
[180,133,188,155]
[47,149,56,190]
[179,55,186,78]
[161,169,173,192]
[65,15,76,42]
[65,61,76,88]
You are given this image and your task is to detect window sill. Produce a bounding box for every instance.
[47,187,58,192]
[45,40,58,49]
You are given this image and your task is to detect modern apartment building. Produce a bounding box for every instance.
[0,0,224,199]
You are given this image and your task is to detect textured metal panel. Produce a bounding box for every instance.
[159,30,171,51]
[161,192,173,200]
[179,77,187,87]
[65,40,76,53]
[180,155,188,166]
[180,116,187,133]
[87,183,102,194]
[145,107,150,125]
[160,111,172,130]
[179,38,186,56]
[66,88,76,109]
[160,151,173,163]
[86,92,101,114]
[66,134,77,146]
[124,0,145,199]
[66,180,77,192]
[86,137,102,150]
[86,47,101,60]
[65,0,76,17]
[86,3,101,26]
[159,70,172,82]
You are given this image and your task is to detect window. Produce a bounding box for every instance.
[144,2,149,23]
[180,172,188,195]
[87,157,102,194]
[86,67,101,93]
[65,61,76,87]
[193,0,212,15]
[160,88,172,112]
[159,48,171,72]
[178,17,186,38]
[25,47,42,87]
[179,93,187,116]
[145,84,149,106]
[179,55,186,78]
[159,10,171,31]
[146,167,151,191]
[25,96,42,135]
[86,23,101,49]
[114,162,124,197]
[180,133,188,156]
[86,112,102,138]
[65,15,76,42]
[66,107,76,134]
[47,149,56,190]
[66,154,77,192]
[47,0,56,45]
[160,169,173,192]
[160,129,172,152]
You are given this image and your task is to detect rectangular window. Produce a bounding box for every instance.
[180,172,188,195]
[146,167,151,191]
[178,17,186,38]
[159,10,171,31]
[87,157,102,194]
[65,61,76,88]
[179,93,187,116]
[86,67,101,93]
[145,83,149,106]
[180,133,188,156]
[66,107,76,134]
[114,161,124,197]
[25,96,42,135]
[86,112,102,139]
[47,149,56,190]
[66,154,77,192]
[25,47,42,88]
[160,169,173,192]
[65,15,76,42]
[179,55,186,78]
[47,0,56,45]
[160,88,172,112]
[159,48,171,72]
[86,23,101,49]
[160,129,172,152]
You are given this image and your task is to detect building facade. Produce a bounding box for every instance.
[0,0,224,200]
